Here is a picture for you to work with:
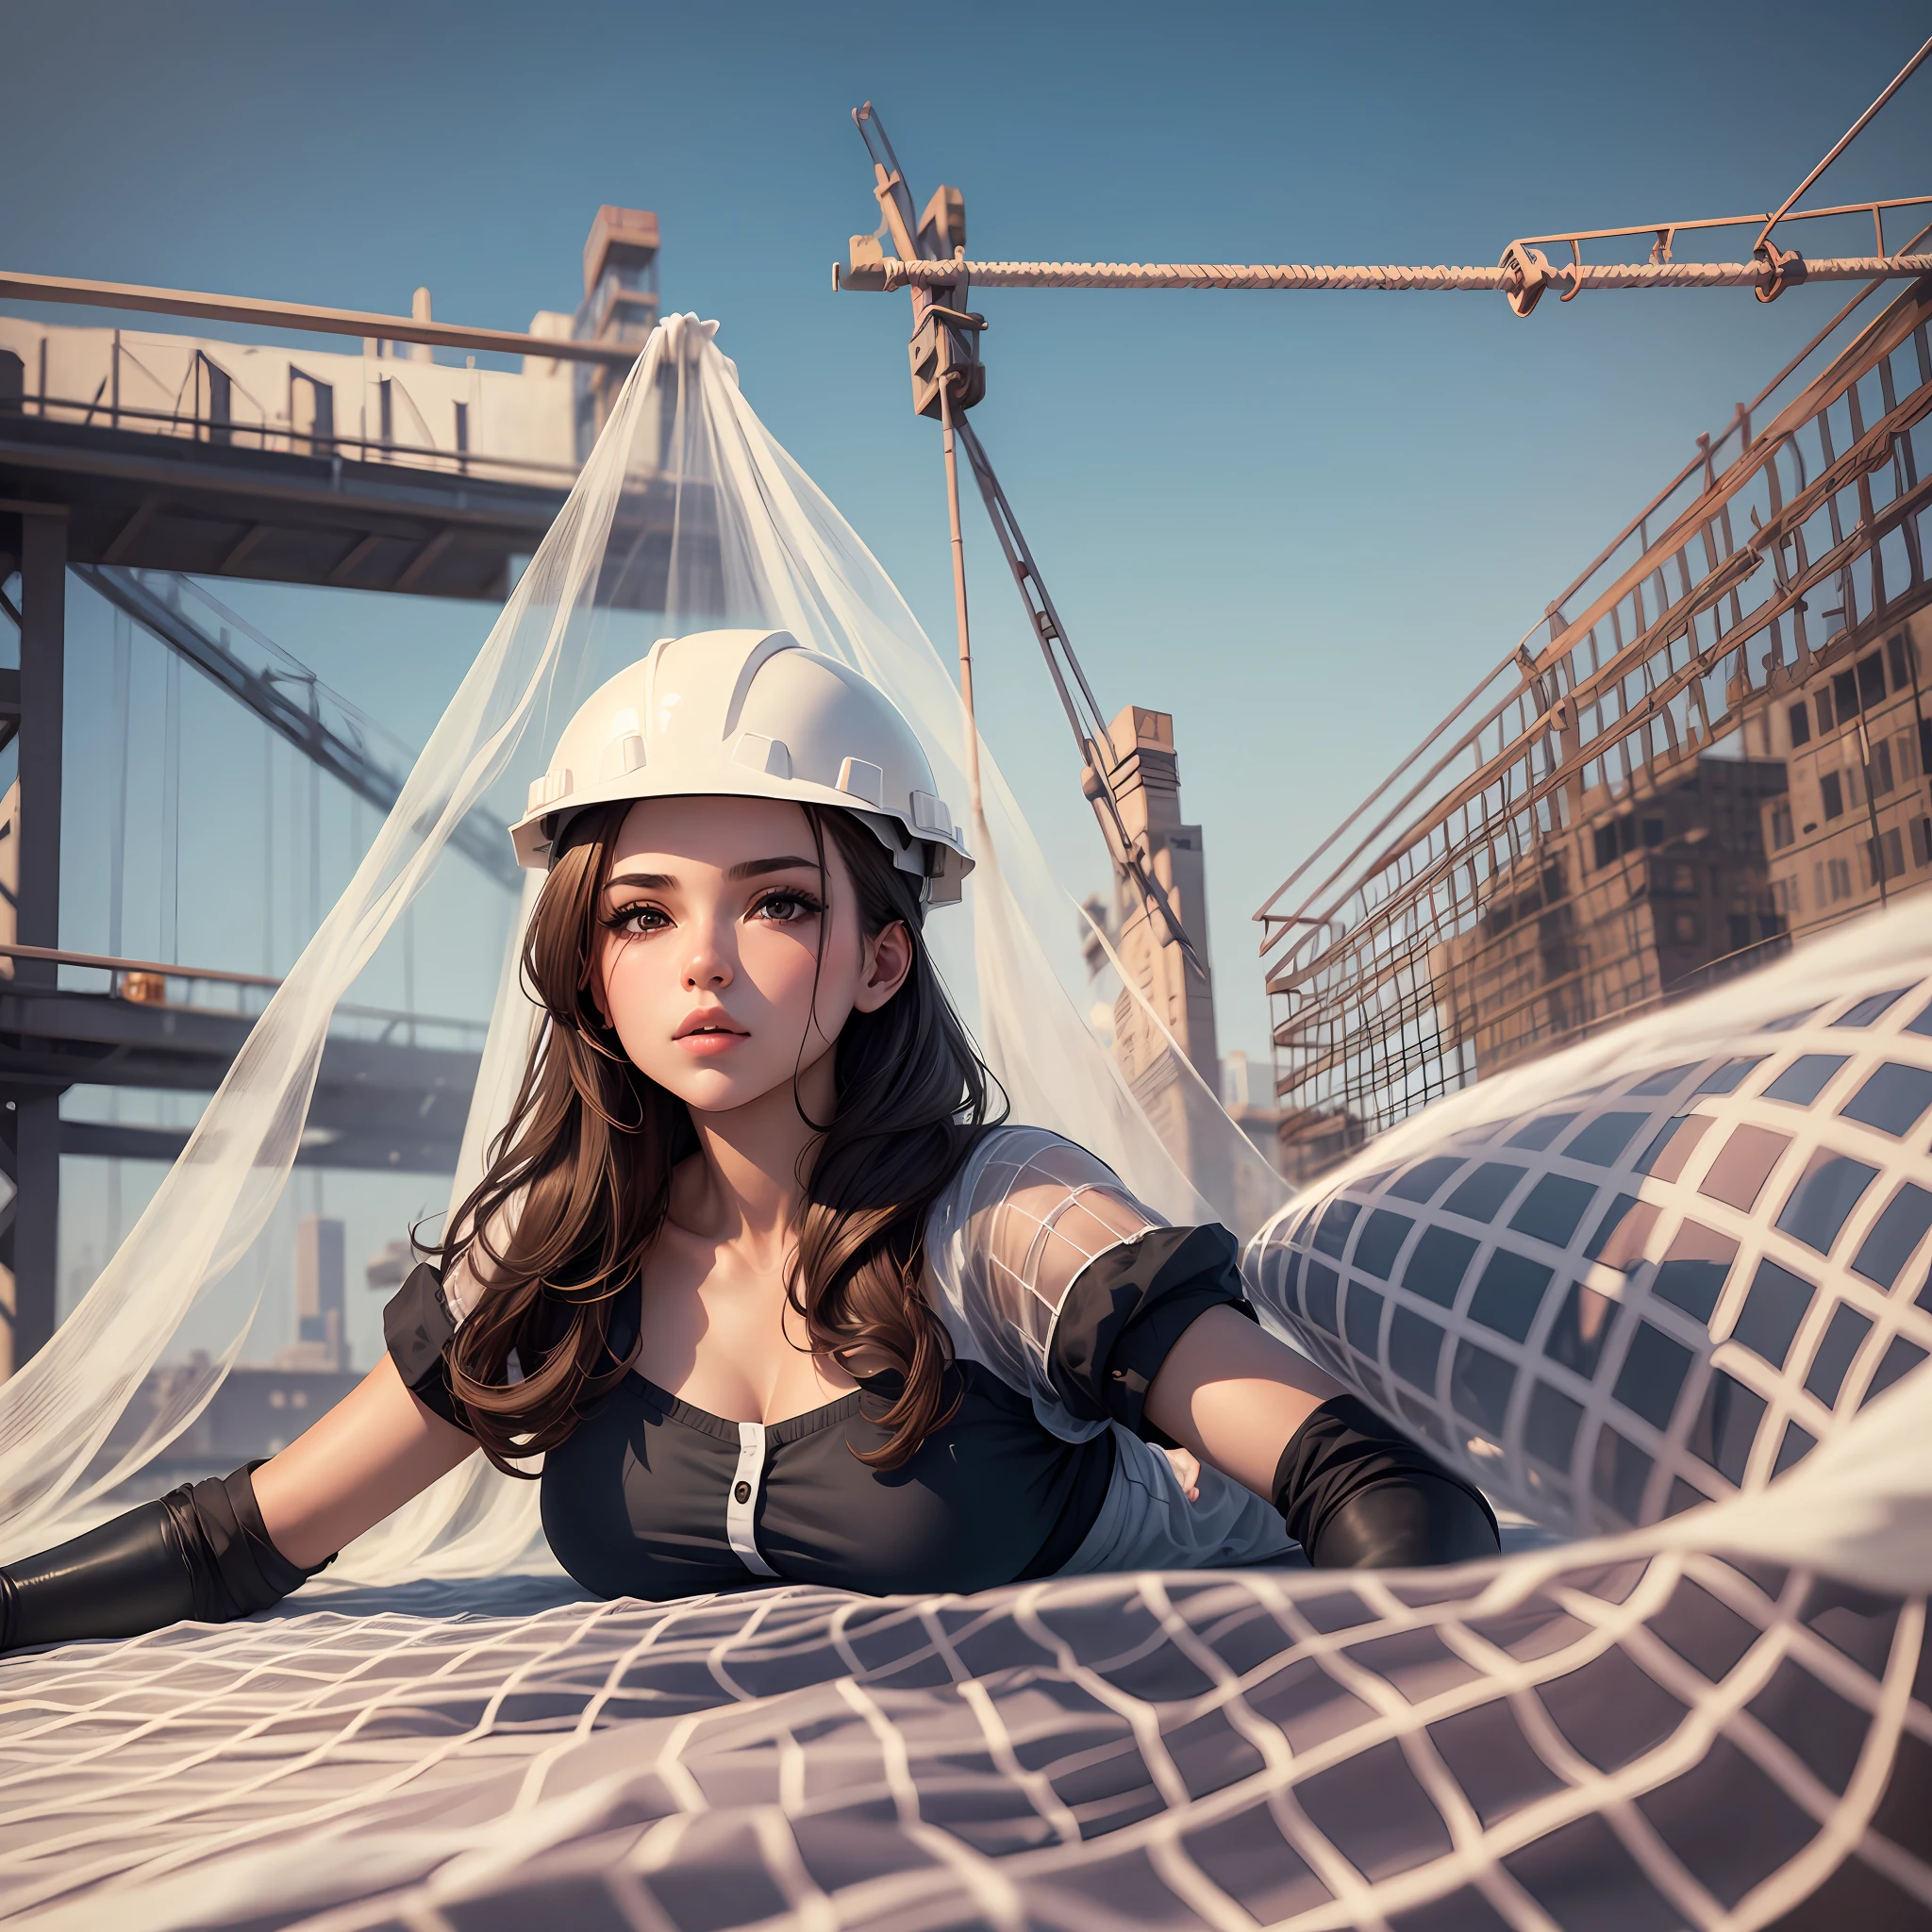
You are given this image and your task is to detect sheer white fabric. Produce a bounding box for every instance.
[0,315,1278,1576]
[923,1124,1166,1436]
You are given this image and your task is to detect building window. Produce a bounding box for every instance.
[1887,632,1917,690]
[1900,730,1922,783]
[1671,863,1696,895]
[1593,817,1647,868]
[1821,771,1844,819]
[1833,668,1859,722]
[1866,827,1907,885]
[1871,739,1895,798]
[1857,651,1887,709]
[1787,701,1811,748]
[1673,911,1699,944]
[1727,913,1753,953]
[377,375,394,454]
[1817,858,1856,904]
[1913,817,1932,868]
[1816,688,1837,734]
[1771,875,1798,916]
[1770,799,1794,850]
[454,399,470,456]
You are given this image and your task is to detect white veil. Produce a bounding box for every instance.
[0,316,1283,1574]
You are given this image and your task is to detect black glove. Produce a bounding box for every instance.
[0,1464,328,1653]
[1274,1394,1500,1569]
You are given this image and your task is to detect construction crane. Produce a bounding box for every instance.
[847,103,1208,975]
[837,38,1930,977]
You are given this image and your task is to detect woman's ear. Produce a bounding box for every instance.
[853,920,914,1012]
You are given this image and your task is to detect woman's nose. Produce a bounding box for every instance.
[681,925,733,990]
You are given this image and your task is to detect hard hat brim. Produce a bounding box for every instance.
[508,770,974,906]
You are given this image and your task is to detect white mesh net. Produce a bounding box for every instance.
[0,317,1927,1925]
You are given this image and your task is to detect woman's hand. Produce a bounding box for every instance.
[1161,1445,1202,1502]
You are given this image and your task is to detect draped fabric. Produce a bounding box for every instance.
[0,314,1280,1578]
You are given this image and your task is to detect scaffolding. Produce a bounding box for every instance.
[1256,265,1932,1171]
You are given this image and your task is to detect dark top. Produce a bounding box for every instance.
[384,1223,1251,1600]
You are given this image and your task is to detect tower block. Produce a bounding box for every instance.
[1102,707,1224,1195]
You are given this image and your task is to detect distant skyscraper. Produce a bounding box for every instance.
[286,1214,348,1374]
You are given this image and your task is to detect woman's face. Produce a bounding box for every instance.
[591,794,911,1115]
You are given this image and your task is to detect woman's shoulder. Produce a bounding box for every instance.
[925,1124,1143,1248]
[954,1120,1121,1177]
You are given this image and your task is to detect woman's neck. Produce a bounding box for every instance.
[673,1054,835,1264]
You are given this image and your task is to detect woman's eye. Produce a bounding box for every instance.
[752,891,822,924]
[607,903,669,935]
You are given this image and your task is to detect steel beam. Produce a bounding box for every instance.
[3,508,65,1363]
[75,565,523,891]
[0,270,637,369]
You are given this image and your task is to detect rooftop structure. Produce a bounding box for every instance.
[0,208,668,1372]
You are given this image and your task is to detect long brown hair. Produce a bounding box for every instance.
[436,799,1000,1475]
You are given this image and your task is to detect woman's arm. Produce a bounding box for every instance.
[253,1355,479,1570]
[0,1359,475,1655]
[1141,1303,1342,1493]
[1146,1305,1500,1568]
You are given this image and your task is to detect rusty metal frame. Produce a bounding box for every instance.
[0,270,635,369]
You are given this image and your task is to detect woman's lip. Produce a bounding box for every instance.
[675,1025,748,1057]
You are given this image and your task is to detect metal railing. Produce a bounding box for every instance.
[17,387,580,489]
[0,942,488,1054]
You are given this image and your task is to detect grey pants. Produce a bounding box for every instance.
[1055,1424,1293,1575]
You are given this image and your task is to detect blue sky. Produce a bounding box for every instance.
[8,0,1930,1354]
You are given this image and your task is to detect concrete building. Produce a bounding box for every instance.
[1095,706,1220,1143]
[1427,609,1932,1086]
[1085,705,1287,1226]
[277,1214,348,1374]
[1757,615,1932,938]
[1429,753,1790,1080]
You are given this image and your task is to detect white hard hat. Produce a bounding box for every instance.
[508,629,974,907]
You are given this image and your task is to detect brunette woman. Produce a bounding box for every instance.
[0,633,1494,1650]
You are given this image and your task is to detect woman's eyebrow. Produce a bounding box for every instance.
[725,855,821,881]
[604,870,676,893]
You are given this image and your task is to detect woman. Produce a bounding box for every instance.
[0,631,1495,1649]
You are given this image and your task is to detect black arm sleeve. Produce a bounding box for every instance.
[1273,1394,1501,1569]
[1048,1224,1257,1438]
[383,1261,471,1433]
[0,1464,328,1653]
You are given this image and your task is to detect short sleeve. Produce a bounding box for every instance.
[382,1263,470,1433]
[1049,1223,1255,1437]
[924,1126,1244,1439]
